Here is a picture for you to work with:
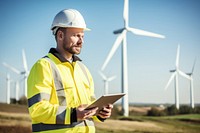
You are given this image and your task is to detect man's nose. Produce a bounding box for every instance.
[79,37,84,44]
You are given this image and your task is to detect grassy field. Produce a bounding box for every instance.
[0,103,200,133]
[0,103,31,133]
[95,114,200,133]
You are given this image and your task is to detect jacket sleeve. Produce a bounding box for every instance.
[27,59,75,124]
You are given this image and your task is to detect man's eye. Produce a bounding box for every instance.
[73,34,84,39]
[77,35,84,38]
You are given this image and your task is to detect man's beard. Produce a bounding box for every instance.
[63,43,81,55]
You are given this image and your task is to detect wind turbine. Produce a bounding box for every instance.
[2,49,29,97]
[164,45,191,109]
[1,72,17,104]
[101,0,165,116]
[186,58,196,108]
[2,73,20,103]
[0,72,11,104]
[99,71,116,95]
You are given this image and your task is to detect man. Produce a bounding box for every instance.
[27,9,113,133]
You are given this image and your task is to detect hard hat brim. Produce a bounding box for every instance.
[84,27,91,31]
[51,26,91,35]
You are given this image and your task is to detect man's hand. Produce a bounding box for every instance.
[76,104,98,121]
[97,104,113,119]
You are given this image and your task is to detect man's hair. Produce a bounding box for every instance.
[55,27,67,41]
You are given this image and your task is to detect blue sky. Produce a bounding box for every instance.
[0,0,200,105]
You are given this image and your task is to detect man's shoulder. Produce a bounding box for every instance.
[31,56,51,69]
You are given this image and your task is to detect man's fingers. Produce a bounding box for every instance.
[107,104,113,109]
[98,111,111,118]
[99,110,111,115]
[109,104,113,108]
[97,104,113,119]
[102,106,112,113]
[83,108,98,119]
[86,107,98,115]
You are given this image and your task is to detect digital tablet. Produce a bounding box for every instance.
[85,93,125,113]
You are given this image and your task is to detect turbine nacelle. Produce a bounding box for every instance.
[186,73,192,76]
[113,28,126,34]
[170,69,176,73]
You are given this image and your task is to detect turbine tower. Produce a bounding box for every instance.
[99,71,116,95]
[15,81,20,102]
[6,73,11,104]
[2,49,29,97]
[164,45,191,109]
[0,72,11,104]
[186,58,196,108]
[101,0,165,116]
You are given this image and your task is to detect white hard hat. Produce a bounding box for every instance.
[51,9,90,35]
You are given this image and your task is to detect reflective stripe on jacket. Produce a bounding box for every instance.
[27,50,101,133]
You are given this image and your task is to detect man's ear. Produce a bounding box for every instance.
[57,30,64,41]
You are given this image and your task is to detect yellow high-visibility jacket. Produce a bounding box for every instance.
[27,48,103,133]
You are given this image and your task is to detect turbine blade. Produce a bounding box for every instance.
[178,70,191,80]
[123,0,129,27]
[2,62,21,74]
[22,49,28,73]
[98,71,107,80]
[108,76,116,82]
[175,45,180,68]
[191,57,196,74]
[165,72,176,90]
[128,27,165,38]
[101,31,125,71]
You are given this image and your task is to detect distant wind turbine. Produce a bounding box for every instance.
[101,0,165,116]
[2,49,29,97]
[186,58,196,108]
[99,71,116,95]
[164,45,191,109]
[0,72,11,104]
[1,71,20,103]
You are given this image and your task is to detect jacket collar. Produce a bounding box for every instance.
[49,48,82,63]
